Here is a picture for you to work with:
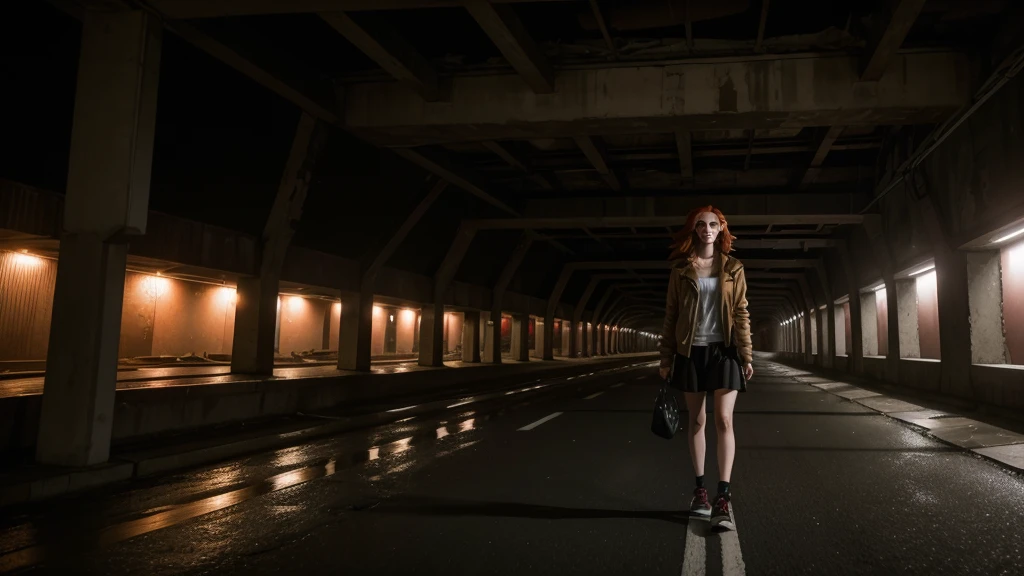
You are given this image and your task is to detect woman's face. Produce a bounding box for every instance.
[695,212,721,246]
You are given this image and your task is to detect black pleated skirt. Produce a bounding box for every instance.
[669,342,747,393]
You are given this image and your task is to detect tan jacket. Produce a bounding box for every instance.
[659,253,752,368]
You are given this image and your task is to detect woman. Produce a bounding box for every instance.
[658,206,753,531]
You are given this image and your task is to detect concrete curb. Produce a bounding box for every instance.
[780,369,1024,475]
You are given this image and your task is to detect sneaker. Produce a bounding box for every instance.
[710,493,735,530]
[689,487,711,517]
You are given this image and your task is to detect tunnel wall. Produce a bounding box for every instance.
[771,72,1024,414]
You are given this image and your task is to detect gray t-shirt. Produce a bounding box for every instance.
[692,276,725,346]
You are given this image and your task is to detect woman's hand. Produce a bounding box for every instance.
[659,366,670,380]
[743,363,754,380]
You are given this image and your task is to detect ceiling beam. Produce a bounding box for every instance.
[481,141,555,190]
[754,0,770,53]
[861,0,929,82]
[798,125,845,189]
[392,148,519,216]
[797,0,926,178]
[462,0,555,94]
[465,215,863,230]
[344,52,969,146]
[162,21,340,124]
[587,0,616,58]
[524,192,864,220]
[573,136,622,191]
[145,0,569,18]
[319,12,440,101]
[50,2,342,126]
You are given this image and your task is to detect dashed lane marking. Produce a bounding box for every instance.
[583,391,605,400]
[517,412,563,431]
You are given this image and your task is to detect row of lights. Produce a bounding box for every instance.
[781,312,804,326]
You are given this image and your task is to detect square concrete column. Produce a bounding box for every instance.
[463,310,481,362]
[36,10,162,467]
[566,319,577,357]
[967,251,1009,364]
[860,293,879,356]
[896,279,921,359]
[418,301,445,367]
[483,311,498,363]
[337,289,373,371]
[511,314,530,362]
[580,320,590,357]
[231,275,280,374]
[933,249,973,398]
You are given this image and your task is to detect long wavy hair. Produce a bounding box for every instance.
[668,205,737,261]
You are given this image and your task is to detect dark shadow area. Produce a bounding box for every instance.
[368,494,692,526]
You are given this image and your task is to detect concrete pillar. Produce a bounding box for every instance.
[483,311,497,363]
[933,247,974,399]
[512,314,530,361]
[231,276,280,374]
[896,279,921,359]
[833,303,845,355]
[234,111,325,374]
[463,310,481,362]
[860,292,879,356]
[418,301,445,367]
[37,10,162,467]
[348,179,448,371]
[882,275,901,383]
[337,288,372,371]
[967,251,1009,364]
[580,320,590,357]
[838,243,864,374]
[814,310,825,365]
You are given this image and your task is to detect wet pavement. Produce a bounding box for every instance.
[2,357,1024,575]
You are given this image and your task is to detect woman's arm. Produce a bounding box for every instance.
[658,269,680,377]
[733,266,754,377]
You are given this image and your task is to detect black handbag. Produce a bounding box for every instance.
[650,380,681,439]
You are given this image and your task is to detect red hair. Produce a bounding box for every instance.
[668,205,736,261]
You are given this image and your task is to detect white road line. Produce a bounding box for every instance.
[583,391,605,400]
[610,382,625,389]
[682,517,706,576]
[517,412,563,431]
[720,505,746,576]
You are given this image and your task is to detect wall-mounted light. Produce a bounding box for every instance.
[993,227,1024,244]
[141,275,170,299]
[10,250,42,268]
[909,264,936,277]
[217,286,237,307]
[288,295,305,313]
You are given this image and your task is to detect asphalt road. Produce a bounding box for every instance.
[2,357,1023,575]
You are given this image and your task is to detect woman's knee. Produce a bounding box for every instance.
[689,412,706,433]
[714,413,733,433]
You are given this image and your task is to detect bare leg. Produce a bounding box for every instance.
[683,392,708,477]
[713,389,739,482]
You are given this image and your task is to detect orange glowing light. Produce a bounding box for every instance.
[373,305,383,317]
[401,309,416,323]
[10,250,42,268]
[288,295,305,313]
[217,286,237,307]
[141,275,170,299]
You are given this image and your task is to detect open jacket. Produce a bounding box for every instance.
[659,252,752,368]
